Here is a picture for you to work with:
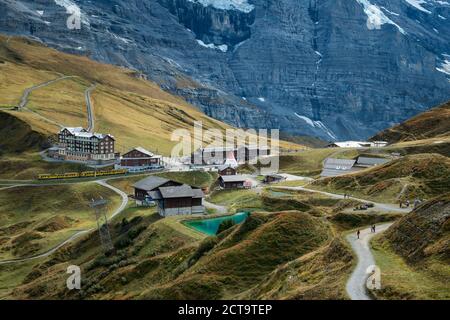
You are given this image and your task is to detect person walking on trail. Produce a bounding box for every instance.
[371,225,376,233]
[357,230,361,239]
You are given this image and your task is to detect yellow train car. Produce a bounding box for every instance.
[38,169,128,180]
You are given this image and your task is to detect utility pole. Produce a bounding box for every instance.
[90,198,114,254]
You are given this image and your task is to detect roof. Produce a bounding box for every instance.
[133,176,171,191]
[134,147,154,157]
[158,185,204,199]
[203,146,234,153]
[191,188,205,198]
[331,141,373,148]
[356,157,390,166]
[323,158,356,170]
[63,127,86,134]
[220,175,247,183]
[320,168,359,177]
[218,164,236,171]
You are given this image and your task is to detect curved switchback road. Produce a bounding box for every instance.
[345,223,393,300]
[0,180,128,265]
[17,76,75,110]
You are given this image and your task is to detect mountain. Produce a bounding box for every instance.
[371,100,450,143]
[1,0,449,141]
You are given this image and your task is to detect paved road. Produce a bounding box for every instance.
[345,223,393,300]
[17,76,75,110]
[274,185,411,213]
[85,84,96,132]
[0,180,129,265]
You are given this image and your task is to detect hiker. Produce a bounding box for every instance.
[406,200,410,208]
[357,230,361,239]
[372,225,376,233]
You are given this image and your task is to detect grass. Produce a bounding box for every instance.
[0,152,89,180]
[139,211,332,299]
[311,153,450,203]
[278,148,351,177]
[372,100,450,143]
[26,77,89,128]
[0,183,120,260]
[208,189,263,213]
[371,236,450,300]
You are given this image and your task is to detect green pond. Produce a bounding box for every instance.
[184,212,249,236]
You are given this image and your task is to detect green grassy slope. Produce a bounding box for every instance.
[371,193,450,299]
[312,153,450,203]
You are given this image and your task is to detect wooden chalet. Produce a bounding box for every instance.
[133,176,204,216]
[120,147,163,172]
[218,164,237,176]
[219,175,247,189]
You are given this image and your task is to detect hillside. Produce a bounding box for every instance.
[0,34,228,155]
[371,101,450,144]
[9,211,341,300]
[312,153,450,203]
[0,35,300,157]
[371,194,450,299]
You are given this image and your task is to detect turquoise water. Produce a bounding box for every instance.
[185,212,249,236]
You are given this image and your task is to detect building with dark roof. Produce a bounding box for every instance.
[119,147,163,172]
[57,127,116,163]
[320,158,358,177]
[133,176,204,216]
[354,156,390,168]
[218,164,237,176]
[219,175,248,189]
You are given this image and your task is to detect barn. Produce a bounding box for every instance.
[219,175,247,189]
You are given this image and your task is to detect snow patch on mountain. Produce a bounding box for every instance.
[54,0,90,26]
[356,0,406,34]
[196,40,228,52]
[404,0,432,13]
[437,54,450,76]
[187,0,254,13]
[294,113,338,140]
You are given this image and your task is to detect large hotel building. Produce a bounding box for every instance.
[56,127,116,163]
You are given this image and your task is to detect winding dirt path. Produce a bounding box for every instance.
[274,185,411,213]
[0,180,128,265]
[345,223,393,300]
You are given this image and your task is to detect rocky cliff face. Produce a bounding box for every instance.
[1,0,449,140]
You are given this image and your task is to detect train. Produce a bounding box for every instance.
[38,169,128,180]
